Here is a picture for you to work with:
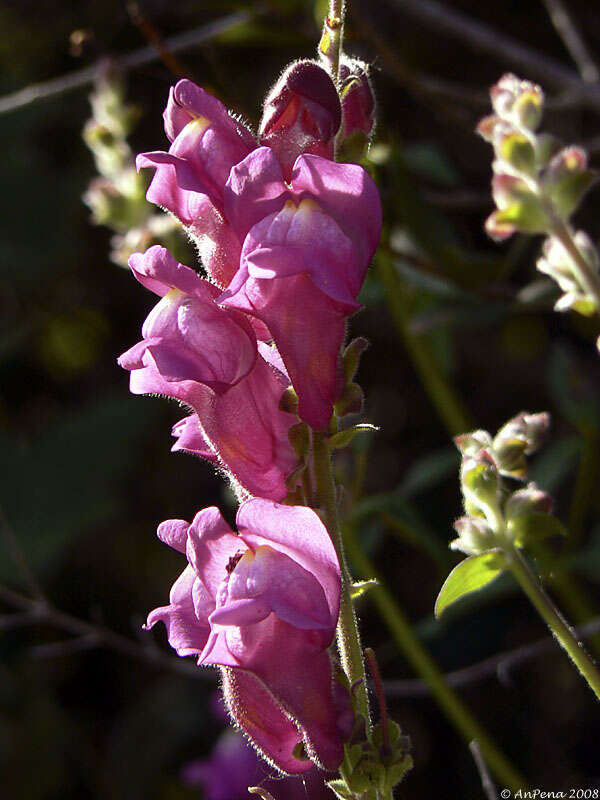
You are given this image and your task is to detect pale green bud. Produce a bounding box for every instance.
[451,516,496,555]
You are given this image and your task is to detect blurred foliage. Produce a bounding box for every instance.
[2,1,600,798]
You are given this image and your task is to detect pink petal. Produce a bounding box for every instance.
[291,154,382,269]
[171,415,218,463]
[222,272,346,430]
[185,507,244,599]
[156,518,190,553]
[223,147,288,241]
[221,668,312,774]
[236,499,340,627]
[144,566,210,657]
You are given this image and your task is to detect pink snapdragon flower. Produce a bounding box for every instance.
[137,80,256,287]
[117,246,299,500]
[219,147,381,428]
[145,499,349,773]
[137,79,381,429]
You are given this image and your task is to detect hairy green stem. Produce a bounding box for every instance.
[312,431,371,729]
[344,521,527,792]
[550,216,600,312]
[506,544,600,701]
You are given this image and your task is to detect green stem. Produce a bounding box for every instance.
[507,544,600,701]
[549,216,600,311]
[326,0,345,87]
[312,431,371,729]
[344,521,527,793]
[376,253,472,437]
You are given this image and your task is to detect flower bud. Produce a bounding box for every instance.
[490,74,544,131]
[454,430,492,456]
[486,174,549,241]
[259,59,341,179]
[460,450,500,512]
[495,130,536,175]
[504,482,554,520]
[343,336,369,383]
[494,411,550,456]
[542,146,597,219]
[451,516,496,555]
[338,56,375,141]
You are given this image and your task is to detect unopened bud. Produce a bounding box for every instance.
[486,173,549,240]
[490,74,544,130]
[334,382,364,417]
[343,336,369,382]
[505,482,554,520]
[542,146,597,219]
[338,56,375,142]
[451,516,496,555]
[496,130,536,174]
[461,450,500,511]
[259,59,341,179]
[454,430,492,456]
[513,85,544,131]
[494,411,550,457]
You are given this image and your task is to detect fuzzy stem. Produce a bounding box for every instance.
[312,431,371,730]
[326,0,345,87]
[549,216,600,312]
[506,544,600,701]
[344,521,527,793]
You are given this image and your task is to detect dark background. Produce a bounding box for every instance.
[2,0,600,797]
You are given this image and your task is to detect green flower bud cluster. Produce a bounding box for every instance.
[452,412,558,555]
[331,671,412,800]
[479,74,599,316]
[83,72,186,267]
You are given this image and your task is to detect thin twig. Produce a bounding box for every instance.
[0,583,212,680]
[384,0,600,111]
[383,617,600,698]
[0,11,251,115]
[540,0,600,83]
[126,1,191,79]
[470,741,499,800]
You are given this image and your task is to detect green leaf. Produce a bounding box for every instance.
[326,779,353,799]
[350,579,378,599]
[507,512,567,548]
[248,789,276,800]
[434,550,507,618]
[329,424,379,450]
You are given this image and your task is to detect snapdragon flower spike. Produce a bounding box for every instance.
[137,80,256,287]
[219,147,382,429]
[145,500,347,773]
[258,60,341,180]
[117,246,299,500]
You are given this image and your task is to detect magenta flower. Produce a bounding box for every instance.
[145,499,348,773]
[137,80,256,287]
[117,246,299,500]
[258,60,341,180]
[219,146,381,429]
[137,79,382,428]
